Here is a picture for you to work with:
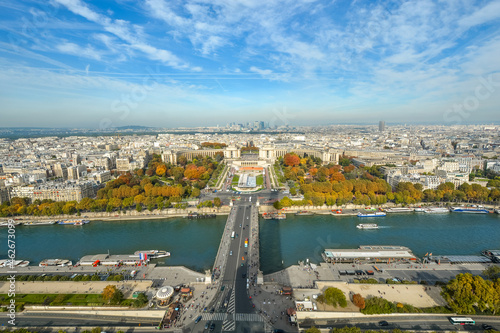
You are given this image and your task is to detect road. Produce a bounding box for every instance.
[187,200,269,332]
[300,314,500,332]
[0,312,160,328]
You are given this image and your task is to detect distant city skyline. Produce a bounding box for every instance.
[1,0,500,128]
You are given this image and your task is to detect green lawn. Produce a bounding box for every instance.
[231,175,240,185]
[1,293,107,306]
[256,175,264,185]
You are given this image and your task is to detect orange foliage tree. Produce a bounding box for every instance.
[284,153,300,167]
[156,164,167,176]
[352,293,365,309]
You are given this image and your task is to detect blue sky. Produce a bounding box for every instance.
[0,0,500,128]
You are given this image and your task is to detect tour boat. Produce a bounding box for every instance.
[451,207,489,214]
[357,212,386,217]
[356,223,379,229]
[39,259,73,267]
[58,219,90,225]
[16,260,30,267]
[23,221,56,226]
[133,250,170,258]
[385,207,414,213]
[424,207,450,214]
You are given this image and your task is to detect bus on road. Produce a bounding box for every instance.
[449,317,475,325]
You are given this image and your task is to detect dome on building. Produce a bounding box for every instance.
[156,286,174,299]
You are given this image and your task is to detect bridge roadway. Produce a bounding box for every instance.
[188,198,270,333]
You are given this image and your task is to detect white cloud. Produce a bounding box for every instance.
[249,66,273,76]
[53,0,194,70]
[459,0,500,29]
[144,0,326,69]
[56,42,102,60]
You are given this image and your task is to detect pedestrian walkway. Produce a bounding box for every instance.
[202,313,228,321]
[222,317,235,331]
[234,313,264,322]
[227,288,236,314]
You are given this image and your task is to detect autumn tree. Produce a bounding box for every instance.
[352,293,366,309]
[156,164,167,177]
[284,153,300,167]
[102,285,117,303]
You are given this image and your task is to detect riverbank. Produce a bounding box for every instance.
[0,206,231,223]
[259,201,500,215]
[2,200,499,223]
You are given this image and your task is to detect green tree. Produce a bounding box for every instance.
[273,200,283,210]
[191,188,201,197]
[214,197,222,207]
[322,287,347,308]
[483,266,500,280]
[134,292,148,307]
[305,327,321,333]
[332,327,362,333]
[136,203,143,212]
[442,273,496,314]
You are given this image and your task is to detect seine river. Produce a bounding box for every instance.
[1,213,499,274]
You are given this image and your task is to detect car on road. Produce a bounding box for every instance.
[242,273,246,278]
[378,321,389,327]
[195,315,202,324]
[483,324,495,331]
[273,330,285,333]
[210,323,216,331]
[204,322,210,330]
[230,251,232,255]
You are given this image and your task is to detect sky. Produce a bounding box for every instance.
[0,0,500,128]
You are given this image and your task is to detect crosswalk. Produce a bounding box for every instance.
[222,317,236,331]
[201,313,228,321]
[222,289,236,331]
[227,288,236,314]
[234,313,264,322]
[202,312,264,323]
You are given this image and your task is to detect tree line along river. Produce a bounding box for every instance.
[1,213,499,275]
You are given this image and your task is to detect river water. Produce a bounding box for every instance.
[1,213,499,274]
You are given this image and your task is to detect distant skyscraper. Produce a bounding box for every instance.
[379,121,385,132]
